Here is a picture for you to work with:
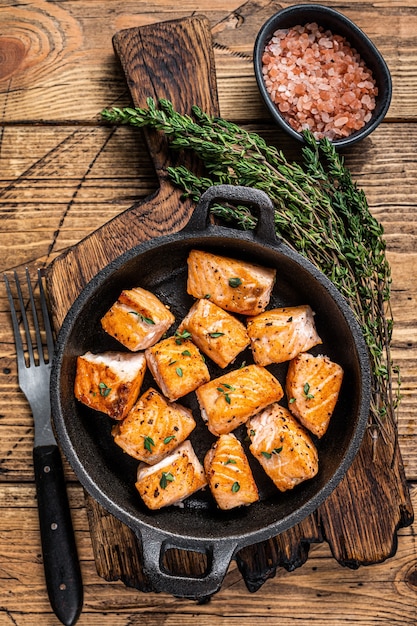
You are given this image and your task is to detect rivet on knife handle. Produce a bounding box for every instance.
[33,444,83,626]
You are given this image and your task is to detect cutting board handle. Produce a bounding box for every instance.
[112,16,219,181]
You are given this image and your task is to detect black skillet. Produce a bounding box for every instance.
[51,184,371,600]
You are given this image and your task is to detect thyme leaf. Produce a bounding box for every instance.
[160,472,175,489]
[98,382,111,397]
[144,436,155,452]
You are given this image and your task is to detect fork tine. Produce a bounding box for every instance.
[25,267,46,366]
[4,271,35,369]
[37,268,55,358]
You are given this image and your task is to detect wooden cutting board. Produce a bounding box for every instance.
[45,16,414,595]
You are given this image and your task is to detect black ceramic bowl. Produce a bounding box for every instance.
[254,4,392,148]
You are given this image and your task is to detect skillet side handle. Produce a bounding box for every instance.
[137,527,237,600]
[185,184,277,244]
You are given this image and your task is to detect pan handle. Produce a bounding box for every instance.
[137,526,237,600]
[185,184,278,244]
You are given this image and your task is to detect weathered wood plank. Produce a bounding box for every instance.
[0,1,417,122]
[0,483,416,625]
[1,1,417,620]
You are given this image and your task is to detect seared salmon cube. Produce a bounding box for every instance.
[135,441,207,510]
[187,249,276,315]
[145,335,210,401]
[247,305,322,365]
[248,403,319,492]
[112,387,196,463]
[177,298,250,368]
[74,351,147,420]
[286,352,344,438]
[204,433,259,509]
[196,364,284,436]
[101,286,175,351]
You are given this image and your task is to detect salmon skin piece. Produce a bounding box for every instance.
[145,335,210,401]
[248,403,319,492]
[112,387,196,463]
[286,352,344,438]
[177,298,250,368]
[204,433,259,509]
[196,364,284,436]
[135,441,207,510]
[101,286,175,351]
[247,305,322,366]
[186,249,276,315]
[74,351,147,420]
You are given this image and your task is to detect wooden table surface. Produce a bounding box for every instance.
[1,1,417,624]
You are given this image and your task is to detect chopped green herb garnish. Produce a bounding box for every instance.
[160,472,175,489]
[261,447,283,459]
[208,331,225,338]
[303,382,315,399]
[98,382,111,397]
[176,367,183,377]
[168,359,177,366]
[144,436,155,452]
[228,277,242,288]
[217,384,235,404]
[175,330,192,344]
[181,349,191,356]
[224,458,237,465]
[289,397,296,404]
[163,436,176,444]
[129,311,155,324]
[231,481,240,493]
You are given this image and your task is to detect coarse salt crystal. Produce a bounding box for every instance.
[262,22,377,139]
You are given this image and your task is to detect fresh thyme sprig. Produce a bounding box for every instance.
[101,98,399,441]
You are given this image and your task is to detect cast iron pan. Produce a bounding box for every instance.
[51,185,371,599]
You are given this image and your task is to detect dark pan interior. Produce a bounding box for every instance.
[52,228,370,545]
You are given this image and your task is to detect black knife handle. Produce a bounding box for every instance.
[33,444,83,626]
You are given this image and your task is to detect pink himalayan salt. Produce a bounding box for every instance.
[261,22,378,140]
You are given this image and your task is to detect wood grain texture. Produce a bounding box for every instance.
[43,13,413,598]
[1,0,417,623]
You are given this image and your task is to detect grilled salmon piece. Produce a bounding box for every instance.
[135,441,207,510]
[74,351,147,420]
[248,403,318,492]
[101,286,175,351]
[204,433,259,509]
[187,249,276,315]
[145,335,210,401]
[177,298,250,368]
[112,387,196,463]
[247,305,322,366]
[196,364,284,436]
[286,352,344,438]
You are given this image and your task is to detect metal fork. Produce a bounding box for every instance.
[4,269,83,626]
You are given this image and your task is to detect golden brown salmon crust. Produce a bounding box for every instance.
[204,433,259,509]
[247,305,322,365]
[187,249,276,315]
[248,403,319,492]
[112,387,196,463]
[286,352,344,438]
[196,364,284,436]
[177,298,250,368]
[101,286,175,351]
[145,335,210,401]
[135,441,207,510]
[74,351,147,420]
